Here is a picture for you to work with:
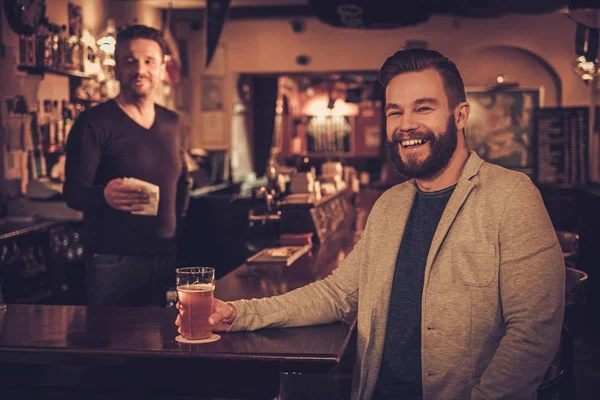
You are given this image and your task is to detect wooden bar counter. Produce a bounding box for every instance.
[0,189,382,399]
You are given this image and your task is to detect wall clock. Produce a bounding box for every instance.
[3,0,46,36]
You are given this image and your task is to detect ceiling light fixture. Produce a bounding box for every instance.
[573,55,600,82]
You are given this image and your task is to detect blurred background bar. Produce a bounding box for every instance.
[1,1,600,398]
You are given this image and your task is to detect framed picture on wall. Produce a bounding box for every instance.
[465,87,543,178]
[201,76,227,147]
[534,106,589,185]
[201,76,224,112]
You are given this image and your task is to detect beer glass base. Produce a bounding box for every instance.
[175,334,221,344]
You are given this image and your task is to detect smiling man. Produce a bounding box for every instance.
[382,59,468,190]
[176,49,565,400]
[64,25,189,307]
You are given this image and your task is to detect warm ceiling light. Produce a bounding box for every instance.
[573,55,600,81]
[97,18,117,55]
[302,95,359,116]
[97,36,116,54]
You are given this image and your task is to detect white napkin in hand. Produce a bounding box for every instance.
[123,177,160,216]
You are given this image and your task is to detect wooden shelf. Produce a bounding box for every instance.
[17,65,94,79]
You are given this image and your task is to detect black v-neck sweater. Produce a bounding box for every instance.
[64,100,188,256]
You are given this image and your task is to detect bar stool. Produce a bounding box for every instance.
[556,230,579,267]
[564,266,589,338]
[537,325,575,400]
[565,267,588,306]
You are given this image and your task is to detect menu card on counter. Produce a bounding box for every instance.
[246,245,312,267]
[535,107,589,185]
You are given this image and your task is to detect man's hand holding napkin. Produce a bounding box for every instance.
[104,177,159,216]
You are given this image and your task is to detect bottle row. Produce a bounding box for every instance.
[0,242,48,280]
[37,99,86,153]
[19,18,86,74]
[3,97,88,189]
[49,224,85,263]
[5,98,86,154]
[0,228,84,282]
[0,221,86,304]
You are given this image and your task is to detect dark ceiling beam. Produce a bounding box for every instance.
[170,9,204,22]
[227,6,315,20]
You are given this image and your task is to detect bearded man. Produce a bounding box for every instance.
[176,48,564,400]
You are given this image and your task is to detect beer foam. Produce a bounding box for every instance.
[177,283,215,292]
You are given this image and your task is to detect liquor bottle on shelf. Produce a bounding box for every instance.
[51,25,60,70]
[53,100,64,146]
[67,30,83,72]
[47,100,57,150]
[38,100,51,150]
[19,34,36,66]
[33,103,47,177]
[62,100,74,145]
[58,25,69,71]
[35,19,53,69]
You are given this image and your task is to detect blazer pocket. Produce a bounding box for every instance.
[453,242,498,287]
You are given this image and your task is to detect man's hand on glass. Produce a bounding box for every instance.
[175,298,237,333]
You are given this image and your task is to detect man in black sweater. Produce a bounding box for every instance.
[64,25,189,307]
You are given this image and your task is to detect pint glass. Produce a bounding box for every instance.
[176,267,215,340]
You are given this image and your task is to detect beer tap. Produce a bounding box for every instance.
[248,186,281,227]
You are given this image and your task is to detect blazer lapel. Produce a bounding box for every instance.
[361,182,417,389]
[424,151,485,285]
[426,180,474,270]
[372,183,417,329]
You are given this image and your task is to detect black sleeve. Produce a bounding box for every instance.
[63,115,106,212]
[175,123,190,222]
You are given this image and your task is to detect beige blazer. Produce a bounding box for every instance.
[230,151,565,400]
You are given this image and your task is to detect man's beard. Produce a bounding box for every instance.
[386,115,458,180]
[122,75,154,98]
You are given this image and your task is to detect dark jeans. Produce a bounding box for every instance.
[85,253,176,307]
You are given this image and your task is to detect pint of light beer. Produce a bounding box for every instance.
[176,267,215,340]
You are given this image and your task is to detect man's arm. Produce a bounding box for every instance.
[472,177,565,399]
[176,225,368,333]
[63,116,106,212]
[227,234,364,331]
[175,129,190,220]
[175,122,191,239]
[225,198,385,332]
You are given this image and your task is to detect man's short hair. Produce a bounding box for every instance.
[116,24,167,60]
[379,48,466,110]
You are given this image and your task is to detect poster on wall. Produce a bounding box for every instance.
[465,88,541,179]
[201,76,227,147]
[535,107,588,185]
[201,76,224,112]
[202,111,226,145]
